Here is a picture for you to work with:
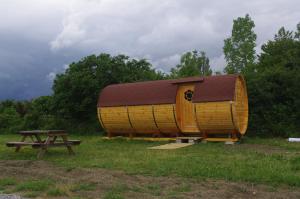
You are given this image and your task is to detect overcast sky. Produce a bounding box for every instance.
[0,0,299,100]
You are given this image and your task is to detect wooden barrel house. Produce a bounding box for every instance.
[97,75,248,141]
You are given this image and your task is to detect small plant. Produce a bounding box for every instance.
[103,183,128,199]
[0,178,17,186]
[103,191,124,199]
[47,187,67,196]
[146,183,161,196]
[15,179,52,192]
[70,182,97,192]
[23,191,40,198]
[175,183,191,192]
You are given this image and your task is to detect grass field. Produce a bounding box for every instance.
[0,135,300,198]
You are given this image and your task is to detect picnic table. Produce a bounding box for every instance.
[6,130,81,158]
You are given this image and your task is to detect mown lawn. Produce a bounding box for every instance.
[0,134,299,188]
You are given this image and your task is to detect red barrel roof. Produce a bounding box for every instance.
[98,75,239,107]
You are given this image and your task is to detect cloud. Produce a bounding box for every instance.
[210,55,226,73]
[0,0,300,99]
[47,72,56,81]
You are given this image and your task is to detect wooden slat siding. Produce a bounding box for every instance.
[194,103,202,133]
[152,105,160,132]
[100,107,134,133]
[128,105,160,134]
[126,106,135,135]
[195,101,235,134]
[153,104,179,133]
[172,104,181,133]
[230,101,238,133]
[176,84,199,133]
[97,108,108,133]
[232,76,248,134]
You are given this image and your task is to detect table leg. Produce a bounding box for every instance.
[16,135,27,152]
[34,134,43,143]
[52,136,57,143]
[61,135,75,155]
[37,136,51,159]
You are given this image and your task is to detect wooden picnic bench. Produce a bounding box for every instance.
[6,130,81,158]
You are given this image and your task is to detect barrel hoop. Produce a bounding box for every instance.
[98,108,109,133]
[193,104,202,133]
[152,105,161,133]
[230,101,238,132]
[126,106,135,132]
[172,104,181,132]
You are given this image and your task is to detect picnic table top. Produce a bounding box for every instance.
[18,130,67,135]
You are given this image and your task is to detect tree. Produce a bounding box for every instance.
[246,24,300,137]
[223,14,257,74]
[258,26,300,72]
[295,23,300,39]
[51,53,164,133]
[170,50,212,78]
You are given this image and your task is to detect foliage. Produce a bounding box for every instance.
[245,24,300,137]
[170,50,212,78]
[0,100,24,133]
[51,53,165,133]
[223,14,257,74]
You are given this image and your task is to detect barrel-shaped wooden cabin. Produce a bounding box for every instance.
[97,75,248,141]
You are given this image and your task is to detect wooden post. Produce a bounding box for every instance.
[15,135,27,152]
[61,135,75,155]
[37,136,51,159]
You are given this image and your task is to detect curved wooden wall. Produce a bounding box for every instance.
[232,76,248,134]
[98,76,248,136]
[194,76,248,135]
[194,101,235,134]
[153,104,179,134]
[98,107,134,134]
[128,105,159,134]
[98,104,179,135]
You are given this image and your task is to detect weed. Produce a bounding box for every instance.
[47,187,67,196]
[15,179,52,192]
[70,182,97,192]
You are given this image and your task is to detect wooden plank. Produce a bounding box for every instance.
[153,104,179,133]
[148,143,194,150]
[128,105,159,134]
[204,138,239,142]
[176,84,199,133]
[32,142,78,148]
[102,137,177,141]
[100,107,134,134]
[232,76,248,135]
[6,142,42,147]
[19,130,66,135]
[195,101,235,133]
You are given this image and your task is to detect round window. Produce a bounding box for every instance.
[184,90,194,101]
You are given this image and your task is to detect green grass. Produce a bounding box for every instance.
[47,187,67,196]
[15,179,53,192]
[103,184,128,199]
[1,135,300,187]
[70,182,97,192]
[0,178,17,186]
[146,183,161,196]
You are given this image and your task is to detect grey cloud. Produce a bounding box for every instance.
[0,0,299,99]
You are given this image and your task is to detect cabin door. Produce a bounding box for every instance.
[176,84,199,133]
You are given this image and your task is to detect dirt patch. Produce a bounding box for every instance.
[0,160,299,199]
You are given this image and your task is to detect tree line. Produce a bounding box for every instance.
[1,14,299,137]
